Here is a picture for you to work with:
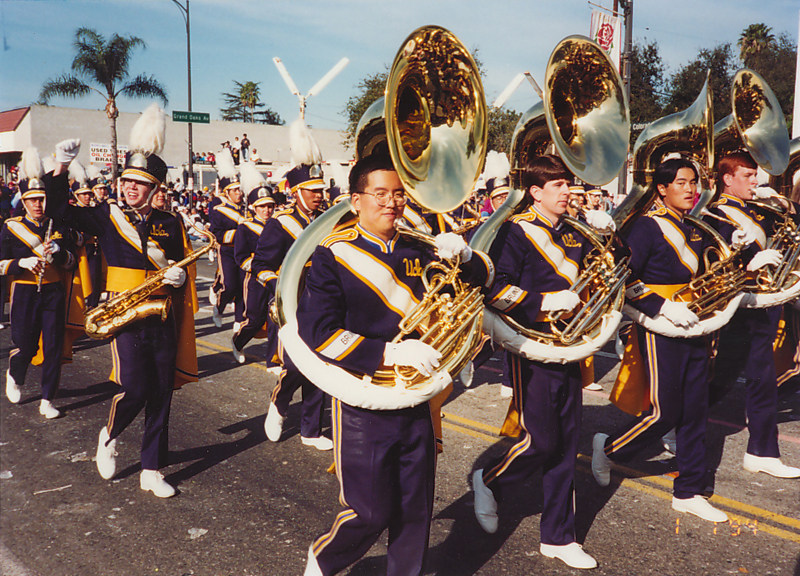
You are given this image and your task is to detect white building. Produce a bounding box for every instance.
[0,105,353,187]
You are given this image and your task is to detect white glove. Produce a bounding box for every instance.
[747,249,782,272]
[540,290,581,312]
[435,232,472,262]
[731,229,755,249]
[585,209,616,231]
[384,340,442,377]
[44,241,60,264]
[162,264,186,288]
[753,186,779,199]
[659,300,699,328]
[19,256,42,272]
[54,138,81,164]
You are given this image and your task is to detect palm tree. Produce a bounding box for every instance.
[220,80,284,125]
[40,28,168,182]
[738,24,775,67]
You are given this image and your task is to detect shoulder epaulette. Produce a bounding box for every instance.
[510,211,536,224]
[320,228,358,248]
[7,216,23,223]
[274,208,294,218]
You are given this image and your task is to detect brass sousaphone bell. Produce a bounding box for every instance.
[471,35,631,364]
[276,25,488,409]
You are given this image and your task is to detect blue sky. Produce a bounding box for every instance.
[1,0,798,131]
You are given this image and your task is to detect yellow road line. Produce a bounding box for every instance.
[195,337,800,541]
[440,412,800,539]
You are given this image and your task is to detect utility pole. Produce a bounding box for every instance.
[171,0,194,207]
[616,0,633,197]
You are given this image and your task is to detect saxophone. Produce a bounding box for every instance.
[85,225,217,339]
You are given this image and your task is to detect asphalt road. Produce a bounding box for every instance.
[2,260,799,576]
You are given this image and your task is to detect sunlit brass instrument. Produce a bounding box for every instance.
[769,136,800,199]
[85,225,217,339]
[612,78,748,335]
[275,26,488,408]
[747,196,800,293]
[705,69,795,306]
[470,35,630,362]
[670,216,748,314]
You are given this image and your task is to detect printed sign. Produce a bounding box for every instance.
[89,143,128,165]
[590,10,622,71]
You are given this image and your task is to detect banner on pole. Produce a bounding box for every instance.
[590,9,622,71]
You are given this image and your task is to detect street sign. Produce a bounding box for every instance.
[172,111,210,124]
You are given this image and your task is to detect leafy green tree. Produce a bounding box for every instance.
[664,43,736,125]
[629,40,667,143]
[738,23,776,67]
[40,28,168,182]
[741,32,796,133]
[220,80,284,125]
[487,107,521,153]
[341,70,389,149]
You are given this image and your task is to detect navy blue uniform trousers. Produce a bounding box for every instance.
[605,329,711,498]
[213,245,244,323]
[106,310,177,470]
[8,282,65,401]
[232,276,271,352]
[481,354,582,546]
[709,306,782,458]
[311,399,435,576]
[271,352,326,439]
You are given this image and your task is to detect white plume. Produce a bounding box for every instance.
[18,147,43,181]
[86,164,102,181]
[129,103,166,155]
[215,147,238,180]
[41,155,56,174]
[240,161,266,193]
[325,162,351,192]
[68,159,88,185]
[290,116,323,166]
[482,150,510,182]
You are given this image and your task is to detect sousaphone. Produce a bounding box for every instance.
[276,25,488,409]
[470,35,631,363]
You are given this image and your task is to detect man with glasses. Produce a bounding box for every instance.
[253,164,331,450]
[299,153,493,576]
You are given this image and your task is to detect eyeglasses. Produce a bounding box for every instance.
[359,191,407,206]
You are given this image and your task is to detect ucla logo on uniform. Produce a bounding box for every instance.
[151,223,169,237]
[562,233,581,248]
[404,258,423,277]
[755,213,764,221]
[690,230,702,242]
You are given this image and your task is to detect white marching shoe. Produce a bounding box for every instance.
[499,385,513,398]
[264,403,285,442]
[472,469,498,534]
[231,335,245,364]
[140,469,176,498]
[39,399,61,419]
[672,495,728,523]
[95,427,117,480]
[591,433,611,487]
[743,453,800,478]
[540,542,598,569]
[301,436,334,451]
[232,321,241,334]
[5,369,21,404]
[304,545,323,576]
[212,304,223,328]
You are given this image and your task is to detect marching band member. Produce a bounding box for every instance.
[44,105,197,498]
[254,119,330,449]
[210,148,245,330]
[472,154,600,570]
[300,153,493,576]
[2,148,76,419]
[591,158,729,522]
[231,163,276,363]
[85,164,108,308]
[706,152,800,478]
